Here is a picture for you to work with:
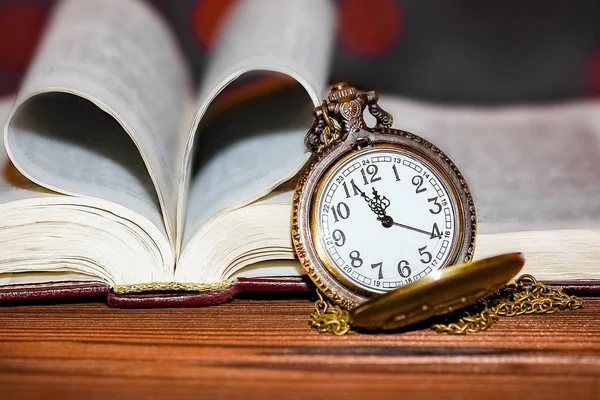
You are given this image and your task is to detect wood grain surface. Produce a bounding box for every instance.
[1,297,600,399]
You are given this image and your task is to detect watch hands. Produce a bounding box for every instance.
[361,187,434,236]
[360,187,394,228]
[390,221,431,236]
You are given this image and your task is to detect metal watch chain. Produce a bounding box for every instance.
[310,274,583,335]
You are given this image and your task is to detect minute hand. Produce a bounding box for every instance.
[391,221,431,236]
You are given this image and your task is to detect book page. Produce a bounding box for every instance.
[0,97,174,286]
[181,82,314,245]
[377,96,600,234]
[229,260,305,280]
[0,97,58,204]
[0,271,102,287]
[0,194,174,286]
[5,93,165,231]
[4,0,192,242]
[177,0,335,247]
[0,97,50,203]
[177,189,297,282]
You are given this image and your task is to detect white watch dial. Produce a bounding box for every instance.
[315,146,459,294]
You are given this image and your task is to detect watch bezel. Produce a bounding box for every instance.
[292,127,476,310]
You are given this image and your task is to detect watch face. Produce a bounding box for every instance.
[312,145,460,295]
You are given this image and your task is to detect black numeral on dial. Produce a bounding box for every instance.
[342,179,361,198]
[428,196,442,214]
[361,164,381,184]
[349,251,363,268]
[430,222,442,239]
[418,246,432,263]
[331,202,350,222]
[412,175,427,194]
[392,164,401,181]
[332,229,345,247]
[398,260,411,278]
[371,262,383,279]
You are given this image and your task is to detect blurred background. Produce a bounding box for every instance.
[0,0,599,104]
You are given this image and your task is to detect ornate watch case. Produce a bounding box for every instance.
[292,83,476,310]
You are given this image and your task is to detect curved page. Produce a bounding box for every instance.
[181,81,315,246]
[0,97,173,286]
[6,93,165,233]
[4,0,192,243]
[177,0,335,249]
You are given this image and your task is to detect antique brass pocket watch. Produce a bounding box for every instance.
[292,83,476,310]
[293,83,582,334]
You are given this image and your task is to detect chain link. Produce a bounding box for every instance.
[432,274,583,334]
[318,101,341,151]
[309,290,353,335]
[309,274,584,335]
[319,126,336,148]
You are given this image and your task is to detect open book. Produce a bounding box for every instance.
[1,0,599,306]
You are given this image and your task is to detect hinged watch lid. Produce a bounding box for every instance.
[351,252,525,330]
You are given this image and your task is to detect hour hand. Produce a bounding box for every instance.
[361,188,393,227]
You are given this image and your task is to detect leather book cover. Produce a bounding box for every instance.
[0,279,597,308]
[0,277,313,308]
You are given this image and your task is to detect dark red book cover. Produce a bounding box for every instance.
[0,278,597,308]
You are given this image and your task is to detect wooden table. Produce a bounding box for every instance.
[1,297,600,399]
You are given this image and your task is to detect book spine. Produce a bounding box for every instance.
[106,277,312,308]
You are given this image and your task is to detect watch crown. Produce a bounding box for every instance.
[328,82,357,103]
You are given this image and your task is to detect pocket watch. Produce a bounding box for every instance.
[292,82,476,310]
